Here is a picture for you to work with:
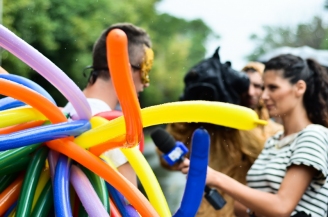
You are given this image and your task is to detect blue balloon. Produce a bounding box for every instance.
[0,120,91,151]
[54,155,72,217]
[173,128,210,217]
[3,201,17,217]
[0,74,56,105]
[0,97,25,111]
[106,182,139,217]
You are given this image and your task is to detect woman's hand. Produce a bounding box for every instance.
[178,158,219,187]
[178,158,190,174]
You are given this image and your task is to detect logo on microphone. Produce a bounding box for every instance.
[168,147,184,161]
[162,141,189,166]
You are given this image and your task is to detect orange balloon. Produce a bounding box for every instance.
[106,29,142,147]
[46,138,159,217]
[88,134,126,156]
[0,79,66,124]
[0,120,45,135]
[0,174,24,216]
[109,197,122,217]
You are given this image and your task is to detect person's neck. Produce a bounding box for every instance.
[83,79,118,110]
[280,105,312,137]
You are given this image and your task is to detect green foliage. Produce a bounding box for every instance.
[247,16,328,61]
[1,0,214,107]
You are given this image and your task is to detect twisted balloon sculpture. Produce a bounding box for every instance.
[0,25,267,217]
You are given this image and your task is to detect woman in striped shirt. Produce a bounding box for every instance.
[179,54,328,217]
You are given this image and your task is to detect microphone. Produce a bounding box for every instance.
[151,128,226,210]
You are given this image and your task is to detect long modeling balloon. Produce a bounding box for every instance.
[0,174,24,216]
[46,138,159,217]
[0,144,40,169]
[0,97,25,111]
[15,147,49,217]
[0,120,45,135]
[109,197,122,217]
[88,116,169,215]
[0,174,19,193]
[96,111,145,152]
[75,101,267,148]
[70,165,108,217]
[106,182,139,217]
[0,74,56,105]
[89,134,126,156]
[30,179,53,217]
[0,120,90,151]
[121,146,171,217]
[53,155,72,217]
[80,166,110,213]
[31,168,50,210]
[0,79,66,124]
[106,29,142,146]
[0,107,46,129]
[173,128,210,217]
[3,201,17,217]
[0,25,91,120]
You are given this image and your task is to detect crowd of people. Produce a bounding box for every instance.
[2,22,327,217]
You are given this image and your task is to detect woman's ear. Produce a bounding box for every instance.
[295,80,306,97]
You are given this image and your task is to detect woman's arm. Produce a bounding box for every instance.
[180,159,316,217]
[234,200,248,217]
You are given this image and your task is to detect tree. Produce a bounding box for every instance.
[247,16,328,61]
[1,0,215,108]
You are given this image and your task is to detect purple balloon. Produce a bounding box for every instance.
[70,165,108,217]
[0,25,91,120]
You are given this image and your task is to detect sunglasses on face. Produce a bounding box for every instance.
[131,64,150,85]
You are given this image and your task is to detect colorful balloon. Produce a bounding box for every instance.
[0,79,66,124]
[70,165,108,217]
[0,74,56,105]
[0,120,90,151]
[75,101,267,148]
[0,25,91,120]
[53,155,72,217]
[0,107,46,129]
[46,138,160,217]
[15,147,49,217]
[106,29,142,147]
[0,174,24,216]
[173,128,210,217]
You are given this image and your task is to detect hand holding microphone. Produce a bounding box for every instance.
[151,128,226,210]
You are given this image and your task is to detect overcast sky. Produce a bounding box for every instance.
[156,0,328,69]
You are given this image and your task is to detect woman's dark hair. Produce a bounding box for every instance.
[265,54,328,127]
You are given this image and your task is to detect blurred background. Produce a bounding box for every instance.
[1,0,328,213]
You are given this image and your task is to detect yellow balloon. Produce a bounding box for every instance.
[91,117,171,217]
[121,146,171,217]
[100,155,118,171]
[32,168,50,210]
[75,101,267,148]
[0,107,46,128]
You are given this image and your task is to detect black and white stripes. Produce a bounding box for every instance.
[247,124,328,217]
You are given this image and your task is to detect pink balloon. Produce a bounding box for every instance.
[70,165,108,217]
[0,25,91,120]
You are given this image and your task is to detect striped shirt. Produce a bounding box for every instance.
[247,124,328,216]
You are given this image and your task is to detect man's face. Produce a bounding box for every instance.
[241,71,263,109]
[131,46,153,94]
[132,67,149,94]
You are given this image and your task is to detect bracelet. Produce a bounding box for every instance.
[246,208,256,217]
